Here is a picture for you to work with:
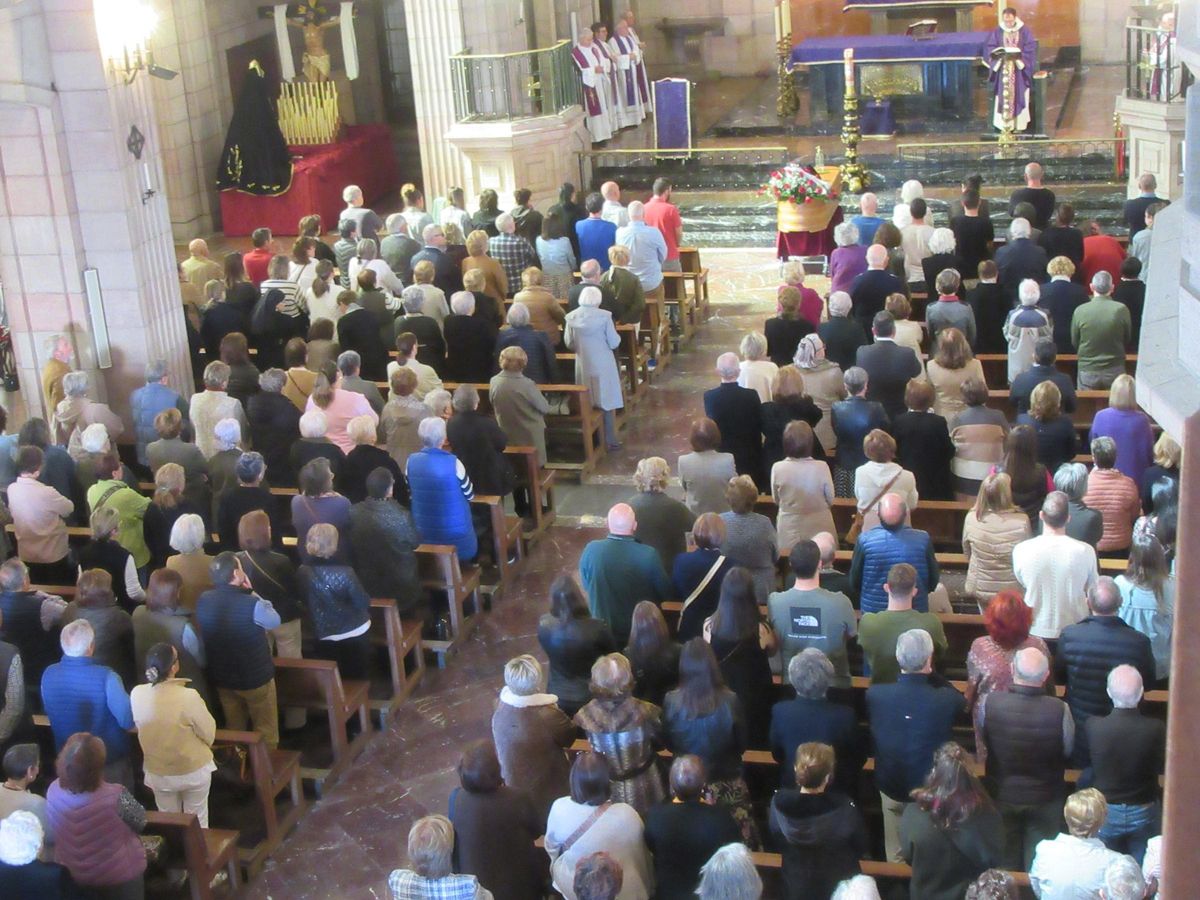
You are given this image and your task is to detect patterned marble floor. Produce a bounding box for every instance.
[242,248,784,899]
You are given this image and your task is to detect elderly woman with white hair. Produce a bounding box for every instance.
[164,513,214,612]
[407,416,478,561]
[491,654,575,822]
[297,523,372,679]
[794,333,847,454]
[205,416,246,520]
[494,301,557,384]
[892,179,925,228]
[389,814,495,900]
[338,413,404,504]
[736,332,779,403]
[564,285,623,450]
[816,292,866,372]
[53,369,125,461]
[289,408,345,486]
[189,360,249,460]
[626,456,696,572]
[443,291,497,383]
[1003,278,1053,383]
[697,843,762,900]
[0,809,71,893]
[347,236,404,297]
[921,227,965,297]
[830,221,868,294]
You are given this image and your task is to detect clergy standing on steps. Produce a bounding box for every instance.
[610,18,648,129]
[620,8,653,113]
[573,28,615,144]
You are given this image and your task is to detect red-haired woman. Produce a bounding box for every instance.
[965,590,1051,763]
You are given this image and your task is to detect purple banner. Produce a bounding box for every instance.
[654,79,691,151]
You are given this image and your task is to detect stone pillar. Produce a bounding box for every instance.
[0,0,190,425]
[404,0,469,201]
[1113,94,1186,201]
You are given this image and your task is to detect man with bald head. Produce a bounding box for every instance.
[381,214,420,284]
[600,181,629,228]
[644,755,741,900]
[1085,664,1164,861]
[568,259,616,313]
[849,494,939,614]
[981,645,1073,870]
[850,193,884,246]
[181,238,222,288]
[813,530,853,599]
[616,200,667,299]
[1055,578,1155,767]
[849,244,904,334]
[703,352,763,484]
[1008,161,1056,230]
[578,502,671,643]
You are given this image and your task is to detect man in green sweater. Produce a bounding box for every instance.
[579,502,671,643]
[1071,271,1132,390]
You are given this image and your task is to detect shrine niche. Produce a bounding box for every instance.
[259,1,361,130]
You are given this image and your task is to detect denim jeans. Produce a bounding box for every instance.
[1098,800,1160,863]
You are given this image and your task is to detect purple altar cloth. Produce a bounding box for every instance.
[842,0,990,7]
[791,31,988,65]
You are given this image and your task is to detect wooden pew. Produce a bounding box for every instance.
[472,493,526,592]
[415,542,483,665]
[678,247,711,322]
[976,353,1137,388]
[506,445,557,537]
[830,548,1129,575]
[987,388,1111,426]
[144,811,242,900]
[271,656,372,794]
[368,598,425,723]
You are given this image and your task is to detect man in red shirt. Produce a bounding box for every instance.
[1079,220,1126,293]
[242,227,276,287]
[643,177,683,272]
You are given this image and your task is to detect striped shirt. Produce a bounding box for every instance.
[260,279,302,318]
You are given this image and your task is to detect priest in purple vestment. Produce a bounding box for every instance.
[983,7,1037,132]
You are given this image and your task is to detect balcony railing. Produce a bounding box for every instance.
[1125,20,1188,102]
[450,40,582,122]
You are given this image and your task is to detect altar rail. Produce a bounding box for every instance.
[894,136,1125,183]
[450,40,581,122]
[576,146,791,193]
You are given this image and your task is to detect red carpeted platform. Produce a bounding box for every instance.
[219,124,399,237]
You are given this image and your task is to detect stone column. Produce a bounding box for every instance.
[403,0,469,202]
[1113,94,1186,201]
[0,0,190,425]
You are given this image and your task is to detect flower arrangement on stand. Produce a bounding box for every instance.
[761,166,841,232]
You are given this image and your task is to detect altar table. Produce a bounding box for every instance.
[219,124,399,237]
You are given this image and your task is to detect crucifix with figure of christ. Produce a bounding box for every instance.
[256,2,359,83]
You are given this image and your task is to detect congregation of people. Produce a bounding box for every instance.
[0,161,1177,900]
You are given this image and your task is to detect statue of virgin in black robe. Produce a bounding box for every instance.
[216,63,293,195]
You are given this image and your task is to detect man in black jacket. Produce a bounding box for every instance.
[981,646,1073,870]
[965,260,1009,354]
[995,218,1049,299]
[1123,173,1167,238]
[1038,202,1085,270]
[335,290,389,380]
[867,628,964,862]
[1039,257,1089,352]
[394,287,446,373]
[1007,162,1056,229]
[1085,664,1164,862]
[849,245,904,336]
[1055,577,1156,767]
[409,225,462,296]
[854,312,922,420]
[494,303,557,385]
[246,369,302,483]
[703,353,763,485]
[643,756,741,900]
[380,214,421,285]
[1010,338,1077,415]
[215,452,282,551]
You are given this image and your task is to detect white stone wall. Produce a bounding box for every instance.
[0,0,190,424]
[629,0,776,78]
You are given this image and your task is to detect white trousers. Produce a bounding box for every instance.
[146,765,213,828]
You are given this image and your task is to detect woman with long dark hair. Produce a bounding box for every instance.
[537,573,617,717]
[624,600,680,706]
[663,638,758,846]
[704,567,776,745]
[994,424,1051,523]
[900,742,1003,900]
[1116,529,1174,684]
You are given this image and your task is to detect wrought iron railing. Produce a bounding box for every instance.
[449,40,582,122]
[895,137,1126,183]
[1125,20,1186,102]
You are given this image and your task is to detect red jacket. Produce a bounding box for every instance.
[1083,467,1140,551]
[1080,235,1125,293]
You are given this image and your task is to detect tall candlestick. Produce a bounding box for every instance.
[782,0,791,36]
[774,3,783,43]
[843,48,854,87]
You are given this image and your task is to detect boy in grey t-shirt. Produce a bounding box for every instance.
[768,540,857,686]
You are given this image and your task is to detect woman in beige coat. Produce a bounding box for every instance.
[793,333,845,453]
[925,327,986,421]
[961,472,1031,609]
[130,642,217,826]
[513,267,566,347]
[771,421,835,555]
[491,655,575,824]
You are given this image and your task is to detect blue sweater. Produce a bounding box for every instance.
[41,656,132,758]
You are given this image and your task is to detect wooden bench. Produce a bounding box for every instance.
[271,656,372,794]
[987,388,1111,427]
[472,493,526,592]
[506,445,557,537]
[415,542,483,665]
[144,811,242,900]
[678,247,711,323]
[977,353,1137,388]
[368,597,425,722]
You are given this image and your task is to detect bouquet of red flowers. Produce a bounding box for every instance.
[759,165,839,205]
